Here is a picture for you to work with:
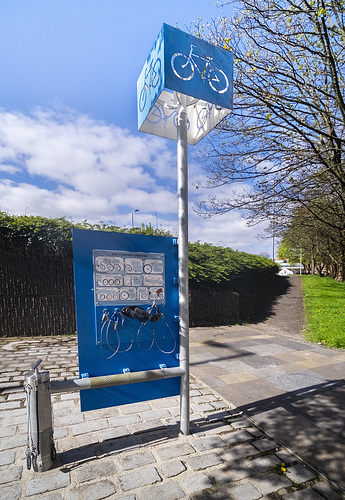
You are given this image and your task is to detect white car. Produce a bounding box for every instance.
[278,268,294,276]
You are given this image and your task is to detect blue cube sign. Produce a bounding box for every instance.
[137,24,233,144]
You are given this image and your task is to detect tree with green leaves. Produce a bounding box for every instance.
[189,241,279,318]
[195,0,345,276]
[278,201,345,277]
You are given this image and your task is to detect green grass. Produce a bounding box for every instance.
[301,275,345,348]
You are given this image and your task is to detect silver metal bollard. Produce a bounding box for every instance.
[24,360,56,472]
[24,360,185,472]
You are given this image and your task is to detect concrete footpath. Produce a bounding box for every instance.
[0,335,344,499]
[191,325,345,492]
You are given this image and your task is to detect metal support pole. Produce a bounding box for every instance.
[176,93,190,435]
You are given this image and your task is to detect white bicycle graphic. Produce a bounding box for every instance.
[139,57,161,112]
[197,102,214,129]
[147,102,191,130]
[171,44,229,94]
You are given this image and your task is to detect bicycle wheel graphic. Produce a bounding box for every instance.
[208,67,229,94]
[171,53,194,81]
[197,107,209,129]
[139,86,147,112]
[152,58,161,87]
[147,104,162,124]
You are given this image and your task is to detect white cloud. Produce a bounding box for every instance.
[0,109,166,190]
[186,159,271,254]
[188,209,271,255]
[0,107,271,255]
[0,107,176,213]
[0,164,19,174]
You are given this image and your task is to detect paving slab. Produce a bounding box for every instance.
[0,335,344,499]
[190,322,345,490]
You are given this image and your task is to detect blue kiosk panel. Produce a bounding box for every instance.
[73,229,180,411]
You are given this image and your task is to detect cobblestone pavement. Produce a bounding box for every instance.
[0,336,344,499]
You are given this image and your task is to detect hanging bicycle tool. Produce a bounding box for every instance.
[122,304,162,323]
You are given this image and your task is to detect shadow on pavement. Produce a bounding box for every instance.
[233,378,345,487]
[236,378,345,418]
[59,418,232,470]
[249,275,292,324]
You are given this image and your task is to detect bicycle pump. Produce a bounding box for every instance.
[24,359,56,472]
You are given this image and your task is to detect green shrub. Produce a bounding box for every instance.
[189,242,279,320]
[0,214,279,322]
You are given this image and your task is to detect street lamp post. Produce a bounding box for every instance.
[131,209,139,228]
[271,183,276,262]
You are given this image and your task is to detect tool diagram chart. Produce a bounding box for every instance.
[94,250,165,306]
[73,229,180,411]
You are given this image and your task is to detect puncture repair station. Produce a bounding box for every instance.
[24,23,233,472]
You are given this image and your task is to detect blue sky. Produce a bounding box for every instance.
[0,0,273,256]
